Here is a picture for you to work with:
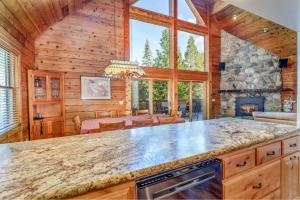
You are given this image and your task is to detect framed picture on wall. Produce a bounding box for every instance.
[81,76,111,100]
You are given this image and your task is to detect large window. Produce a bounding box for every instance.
[178,0,200,24]
[130,19,170,68]
[0,46,18,134]
[133,0,170,16]
[178,31,205,71]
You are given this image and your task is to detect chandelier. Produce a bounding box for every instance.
[104,60,145,79]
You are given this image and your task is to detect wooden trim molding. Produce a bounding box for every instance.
[129,7,173,27]
[0,28,23,139]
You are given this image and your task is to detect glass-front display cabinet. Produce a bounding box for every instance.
[28,70,64,140]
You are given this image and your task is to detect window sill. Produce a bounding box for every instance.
[0,126,22,143]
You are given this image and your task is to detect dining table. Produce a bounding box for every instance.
[80,114,185,134]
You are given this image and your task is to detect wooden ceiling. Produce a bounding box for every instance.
[0,0,91,44]
[212,4,297,58]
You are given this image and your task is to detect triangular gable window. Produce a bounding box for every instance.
[178,0,204,25]
[133,0,170,16]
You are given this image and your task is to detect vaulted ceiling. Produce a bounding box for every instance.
[212,4,297,58]
[1,0,296,58]
[0,0,91,44]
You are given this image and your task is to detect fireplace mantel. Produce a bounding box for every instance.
[219,88,293,94]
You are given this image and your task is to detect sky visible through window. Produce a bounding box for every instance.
[130,19,205,70]
[178,0,198,23]
[133,0,170,15]
[130,19,169,67]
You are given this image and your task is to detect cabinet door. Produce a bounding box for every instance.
[69,182,135,200]
[32,75,48,101]
[50,76,62,100]
[281,152,299,199]
[52,120,64,137]
[33,120,49,140]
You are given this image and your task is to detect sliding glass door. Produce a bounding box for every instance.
[131,79,169,115]
[178,81,206,121]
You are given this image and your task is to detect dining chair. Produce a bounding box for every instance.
[72,115,81,131]
[136,109,149,115]
[99,121,126,132]
[118,110,132,117]
[158,116,177,125]
[111,110,118,118]
[95,111,113,118]
[132,118,153,127]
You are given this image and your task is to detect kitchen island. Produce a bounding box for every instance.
[0,118,297,199]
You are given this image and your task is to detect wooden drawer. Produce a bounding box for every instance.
[262,189,280,200]
[223,160,280,199]
[223,149,255,178]
[257,142,281,165]
[282,136,300,155]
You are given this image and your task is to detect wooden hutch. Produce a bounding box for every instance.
[28,70,64,140]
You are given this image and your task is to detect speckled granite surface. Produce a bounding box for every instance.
[0,118,297,199]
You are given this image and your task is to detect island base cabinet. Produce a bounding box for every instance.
[281,152,300,199]
[223,160,280,199]
[68,181,135,200]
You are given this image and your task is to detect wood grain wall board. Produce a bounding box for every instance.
[35,0,126,135]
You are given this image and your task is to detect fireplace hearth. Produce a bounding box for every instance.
[236,97,264,117]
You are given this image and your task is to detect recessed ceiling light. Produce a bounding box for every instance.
[233,15,238,20]
[262,27,269,33]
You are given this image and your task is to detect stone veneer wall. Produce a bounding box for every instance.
[220,30,282,116]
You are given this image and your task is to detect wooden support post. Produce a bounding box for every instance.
[149,79,153,114]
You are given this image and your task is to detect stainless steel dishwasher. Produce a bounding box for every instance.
[136,158,222,200]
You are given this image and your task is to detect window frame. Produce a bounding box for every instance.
[129,19,172,68]
[129,0,208,70]
[127,0,210,119]
[0,36,22,136]
[131,78,171,115]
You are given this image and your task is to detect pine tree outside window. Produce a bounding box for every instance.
[130,19,170,68]
[178,31,205,71]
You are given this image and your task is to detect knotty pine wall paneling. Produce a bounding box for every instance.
[35,0,127,136]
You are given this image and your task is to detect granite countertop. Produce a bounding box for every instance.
[0,118,297,199]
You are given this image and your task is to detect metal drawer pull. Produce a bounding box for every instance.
[236,161,247,167]
[266,151,275,156]
[252,183,262,189]
[289,143,297,147]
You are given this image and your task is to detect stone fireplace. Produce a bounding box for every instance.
[220,31,282,116]
[236,97,264,117]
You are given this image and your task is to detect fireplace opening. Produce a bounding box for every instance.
[236,97,264,117]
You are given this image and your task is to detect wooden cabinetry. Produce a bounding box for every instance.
[282,136,300,155]
[256,142,281,165]
[223,149,255,178]
[220,135,300,200]
[281,152,299,199]
[223,160,280,199]
[28,70,64,140]
[69,181,135,200]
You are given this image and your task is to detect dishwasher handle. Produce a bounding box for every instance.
[153,171,216,199]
